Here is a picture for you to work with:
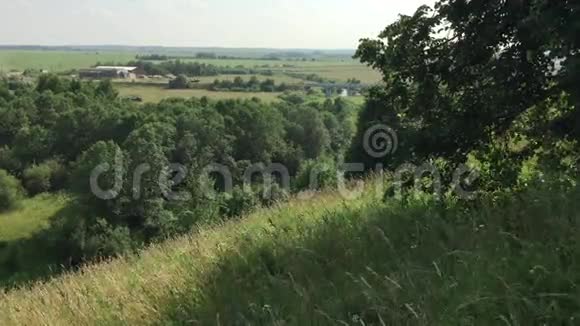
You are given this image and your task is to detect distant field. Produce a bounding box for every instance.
[125,73,307,86]
[0,48,378,102]
[298,64,381,84]
[179,57,355,67]
[116,82,365,104]
[0,50,381,84]
[182,58,381,84]
[195,73,306,84]
[116,84,284,103]
[0,50,134,72]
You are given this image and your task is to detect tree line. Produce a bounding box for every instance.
[209,76,299,93]
[108,60,276,77]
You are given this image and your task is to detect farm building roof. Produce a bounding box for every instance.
[94,66,138,71]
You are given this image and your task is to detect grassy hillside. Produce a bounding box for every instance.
[0,194,72,287]
[1,182,579,325]
[0,194,69,242]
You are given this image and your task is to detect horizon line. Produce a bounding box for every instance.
[0,44,358,52]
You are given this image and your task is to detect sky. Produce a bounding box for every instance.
[0,0,435,49]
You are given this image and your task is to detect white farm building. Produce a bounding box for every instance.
[79,66,144,79]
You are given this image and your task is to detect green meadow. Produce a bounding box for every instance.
[0,194,72,287]
[0,50,135,72]
[0,50,381,84]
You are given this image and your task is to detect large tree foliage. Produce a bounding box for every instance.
[0,169,23,212]
[351,0,580,173]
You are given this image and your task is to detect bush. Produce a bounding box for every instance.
[23,160,67,195]
[294,158,340,192]
[71,141,124,213]
[220,187,258,218]
[0,169,24,212]
[0,146,22,173]
[168,75,190,89]
[51,215,136,262]
[85,219,135,258]
[257,183,290,207]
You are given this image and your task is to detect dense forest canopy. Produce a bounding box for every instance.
[0,75,356,262]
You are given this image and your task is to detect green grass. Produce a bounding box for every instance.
[179,57,358,68]
[183,58,382,84]
[0,194,69,242]
[0,193,72,288]
[1,182,579,325]
[297,64,382,84]
[344,95,366,106]
[0,50,135,72]
[116,83,285,103]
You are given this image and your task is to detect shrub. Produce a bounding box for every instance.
[23,164,51,195]
[294,158,340,192]
[0,146,22,173]
[168,75,190,89]
[23,160,67,195]
[85,219,135,258]
[0,169,24,212]
[279,92,305,105]
[71,141,124,213]
[50,215,137,262]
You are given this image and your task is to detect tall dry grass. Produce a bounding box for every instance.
[2,182,579,325]
[0,191,356,325]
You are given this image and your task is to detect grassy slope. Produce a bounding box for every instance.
[0,194,69,242]
[2,184,578,325]
[0,190,360,324]
[0,194,72,287]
